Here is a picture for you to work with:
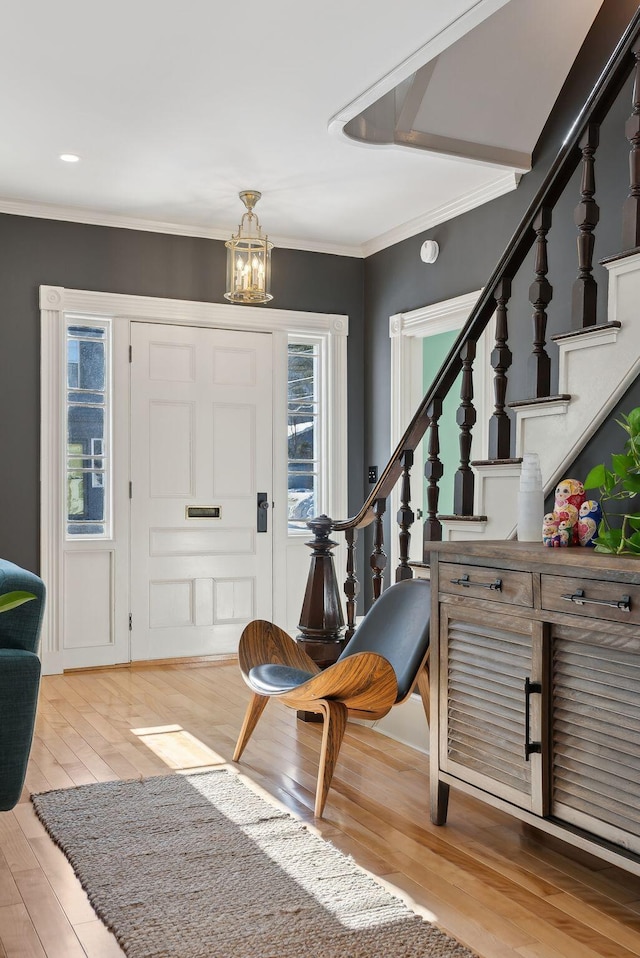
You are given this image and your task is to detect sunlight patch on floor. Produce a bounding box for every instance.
[187,769,440,931]
[131,724,226,769]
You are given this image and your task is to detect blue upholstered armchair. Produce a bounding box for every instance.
[0,559,45,811]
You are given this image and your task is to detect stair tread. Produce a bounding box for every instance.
[507,394,570,408]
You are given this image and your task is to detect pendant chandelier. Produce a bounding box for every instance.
[224,190,273,304]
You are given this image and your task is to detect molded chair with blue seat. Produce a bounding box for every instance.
[233,577,430,817]
[0,559,45,811]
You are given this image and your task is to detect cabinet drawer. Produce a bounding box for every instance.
[439,562,533,607]
[541,574,640,625]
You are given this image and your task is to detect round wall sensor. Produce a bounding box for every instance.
[420,240,439,264]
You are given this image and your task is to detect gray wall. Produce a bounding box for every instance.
[0,216,364,571]
[2,0,637,599]
[360,0,639,598]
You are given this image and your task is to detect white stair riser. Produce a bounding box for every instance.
[442,251,640,541]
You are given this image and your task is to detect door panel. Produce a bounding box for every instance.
[130,322,273,661]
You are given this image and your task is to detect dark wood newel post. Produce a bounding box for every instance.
[296,514,347,721]
[297,514,346,659]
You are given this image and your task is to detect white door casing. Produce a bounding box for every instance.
[129,323,273,660]
[40,285,348,674]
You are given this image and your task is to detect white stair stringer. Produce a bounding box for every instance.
[441,250,640,542]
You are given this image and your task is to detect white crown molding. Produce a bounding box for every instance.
[0,197,363,259]
[328,0,512,138]
[0,167,520,262]
[363,171,521,257]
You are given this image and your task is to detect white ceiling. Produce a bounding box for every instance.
[0,0,603,257]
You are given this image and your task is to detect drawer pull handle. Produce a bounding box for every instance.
[561,589,631,612]
[450,574,502,592]
[524,677,542,761]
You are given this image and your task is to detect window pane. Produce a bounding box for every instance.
[288,471,318,521]
[288,417,315,461]
[66,323,109,538]
[68,405,104,443]
[69,326,106,340]
[68,391,104,404]
[288,341,320,529]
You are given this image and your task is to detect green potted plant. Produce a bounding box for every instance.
[584,406,640,555]
[0,592,36,613]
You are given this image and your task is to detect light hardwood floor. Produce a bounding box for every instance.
[2,660,640,958]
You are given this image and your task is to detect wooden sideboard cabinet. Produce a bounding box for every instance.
[429,540,640,874]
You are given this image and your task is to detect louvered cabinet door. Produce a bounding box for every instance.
[439,603,546,814]
[551,622,640,855]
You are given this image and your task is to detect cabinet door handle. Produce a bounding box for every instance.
[524,677,542,761]
[561,589,631,611]
[450,574,502,591]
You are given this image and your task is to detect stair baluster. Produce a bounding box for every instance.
[396,450,415,582]
[623,42,640,250]
[344,527,358,642]
[424,399,443,548]
[488,277,513,460]
[572,123,600,328]
[453,341,477,515]
[370,498,387,601]
[528,207,553,398]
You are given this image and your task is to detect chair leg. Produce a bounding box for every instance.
[315,700,348,818]
[416,659,430,725]
[233,692,269,762]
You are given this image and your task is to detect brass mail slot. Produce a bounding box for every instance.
[185,506,221,519]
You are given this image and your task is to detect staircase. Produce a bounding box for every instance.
[442,250,640,541]
[296,9,640,666]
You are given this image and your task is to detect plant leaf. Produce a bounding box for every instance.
[0,591,36,614]
[603,468,616,494]
[594,528,623,551]
[625,407,640,437]
[583,464,606,490]
[612,454,633,477]
[622,474,640,494]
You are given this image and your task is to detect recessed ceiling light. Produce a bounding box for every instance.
[59,153,80,163]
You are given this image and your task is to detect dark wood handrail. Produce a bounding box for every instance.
[333,7,640,537]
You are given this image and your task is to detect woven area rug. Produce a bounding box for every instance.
[32,769,477,958]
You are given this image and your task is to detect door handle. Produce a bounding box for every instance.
[257,492,269,533]
[524,677,542,760]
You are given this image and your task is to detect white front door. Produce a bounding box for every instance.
[129,322,273,661]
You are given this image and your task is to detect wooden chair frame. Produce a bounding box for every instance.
[233,619,430,817]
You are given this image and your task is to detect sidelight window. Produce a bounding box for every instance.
[287,340,322,530]
[65,322,111,537]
